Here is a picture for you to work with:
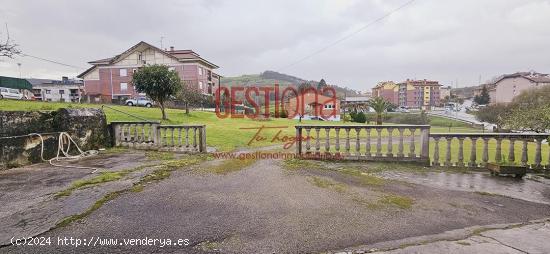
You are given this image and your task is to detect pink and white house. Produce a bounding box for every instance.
[78,41,221,103]
[486,72,550,105]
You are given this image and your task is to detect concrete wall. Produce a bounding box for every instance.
[0,108,110,169]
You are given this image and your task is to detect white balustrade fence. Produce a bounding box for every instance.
[295,125,431,163]
[296,125,550,170]
[111,121,206,153]
[430,133,550,169]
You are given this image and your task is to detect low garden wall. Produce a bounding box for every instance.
[0,108,110,169]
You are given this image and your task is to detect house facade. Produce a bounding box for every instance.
[371,81,398,105]
[285,93,340,121]
[440,86,451,100]
[78,41,220,103]
[28,77,84,102]
[487,72,550,104]
[373,79,442,110]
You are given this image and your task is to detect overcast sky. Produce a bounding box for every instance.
[1,0,550,91]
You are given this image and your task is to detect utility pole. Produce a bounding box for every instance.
[17,63,21,78]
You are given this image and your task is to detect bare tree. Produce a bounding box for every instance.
[1,24,21,58]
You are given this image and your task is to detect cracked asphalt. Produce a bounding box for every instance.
[2,157,550,253]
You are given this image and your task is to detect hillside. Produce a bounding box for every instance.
[451,85,479,99]
[221,70,360,98]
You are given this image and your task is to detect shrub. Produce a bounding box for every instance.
[354,112,367,123]
[474,103,510,130]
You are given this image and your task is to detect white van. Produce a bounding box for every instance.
[0,87,24,100]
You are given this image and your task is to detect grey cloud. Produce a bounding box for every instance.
[1,0,549,91]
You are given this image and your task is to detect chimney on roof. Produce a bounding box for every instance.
[170,46,174,51]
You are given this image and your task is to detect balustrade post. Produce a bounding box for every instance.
[408,128,416,157]
[324,128,330,153]
[296,127,303,155]
[457,137,465,167]
[397,128,404,157]
[193,127,197,149]
[469,137,477,167]
[387,128,394,157]
[185,127,190,147]
[420,127,430,159]
[305,128,311,153]
[335,128,340,154]
[376,128,382,157]
[199,126,207,153]
[120,124,126,143]
[482,138,489,166]
[171,127,175,147]
[113,124,122,146]
[521,140,528,167]
[315,128,321,154]
[134,123,140,143]
[508,139,515,164]
[445,137,452,167]
[153,123,160,147]
[164,128,169,146]
[139,124,145,142]
[365,128,371,158]
[433,137,440,166]
[534,138,542,169]
[355,128,361,157]
[495,138,502,163]
[345,128,351,156]
[179,128,183,147]
[147,123,153,142]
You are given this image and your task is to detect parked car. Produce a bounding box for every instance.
[309,116,326,121]
[0,87,24,100]
[125,97,153,107]
[397,106,410,113]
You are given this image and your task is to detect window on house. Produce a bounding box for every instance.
[59,90,64,94]
[138,53,142,60]
[121,83,128,91]
[199,81,203,90]
[198,67,203,75]
[45,90,51,94]
[120,69,127,77]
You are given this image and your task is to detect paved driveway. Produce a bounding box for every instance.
[2,158,550,253]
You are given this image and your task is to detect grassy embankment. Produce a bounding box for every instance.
[3,100,546,165]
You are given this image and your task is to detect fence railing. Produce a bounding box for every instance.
[295,125,430,163]
[295,125,550,169]
[111,121,206,153]
[430,133,549,169]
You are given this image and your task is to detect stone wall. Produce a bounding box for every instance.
[0,108,110,169]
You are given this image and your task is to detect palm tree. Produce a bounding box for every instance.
[369,97,391,125]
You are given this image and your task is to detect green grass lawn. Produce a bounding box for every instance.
[0,100,494,153]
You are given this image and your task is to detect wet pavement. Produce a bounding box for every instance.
[3,158,550,253]
[376,171,550,205]
[0,150,156,246]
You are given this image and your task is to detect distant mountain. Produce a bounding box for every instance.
[221,70,360,98]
